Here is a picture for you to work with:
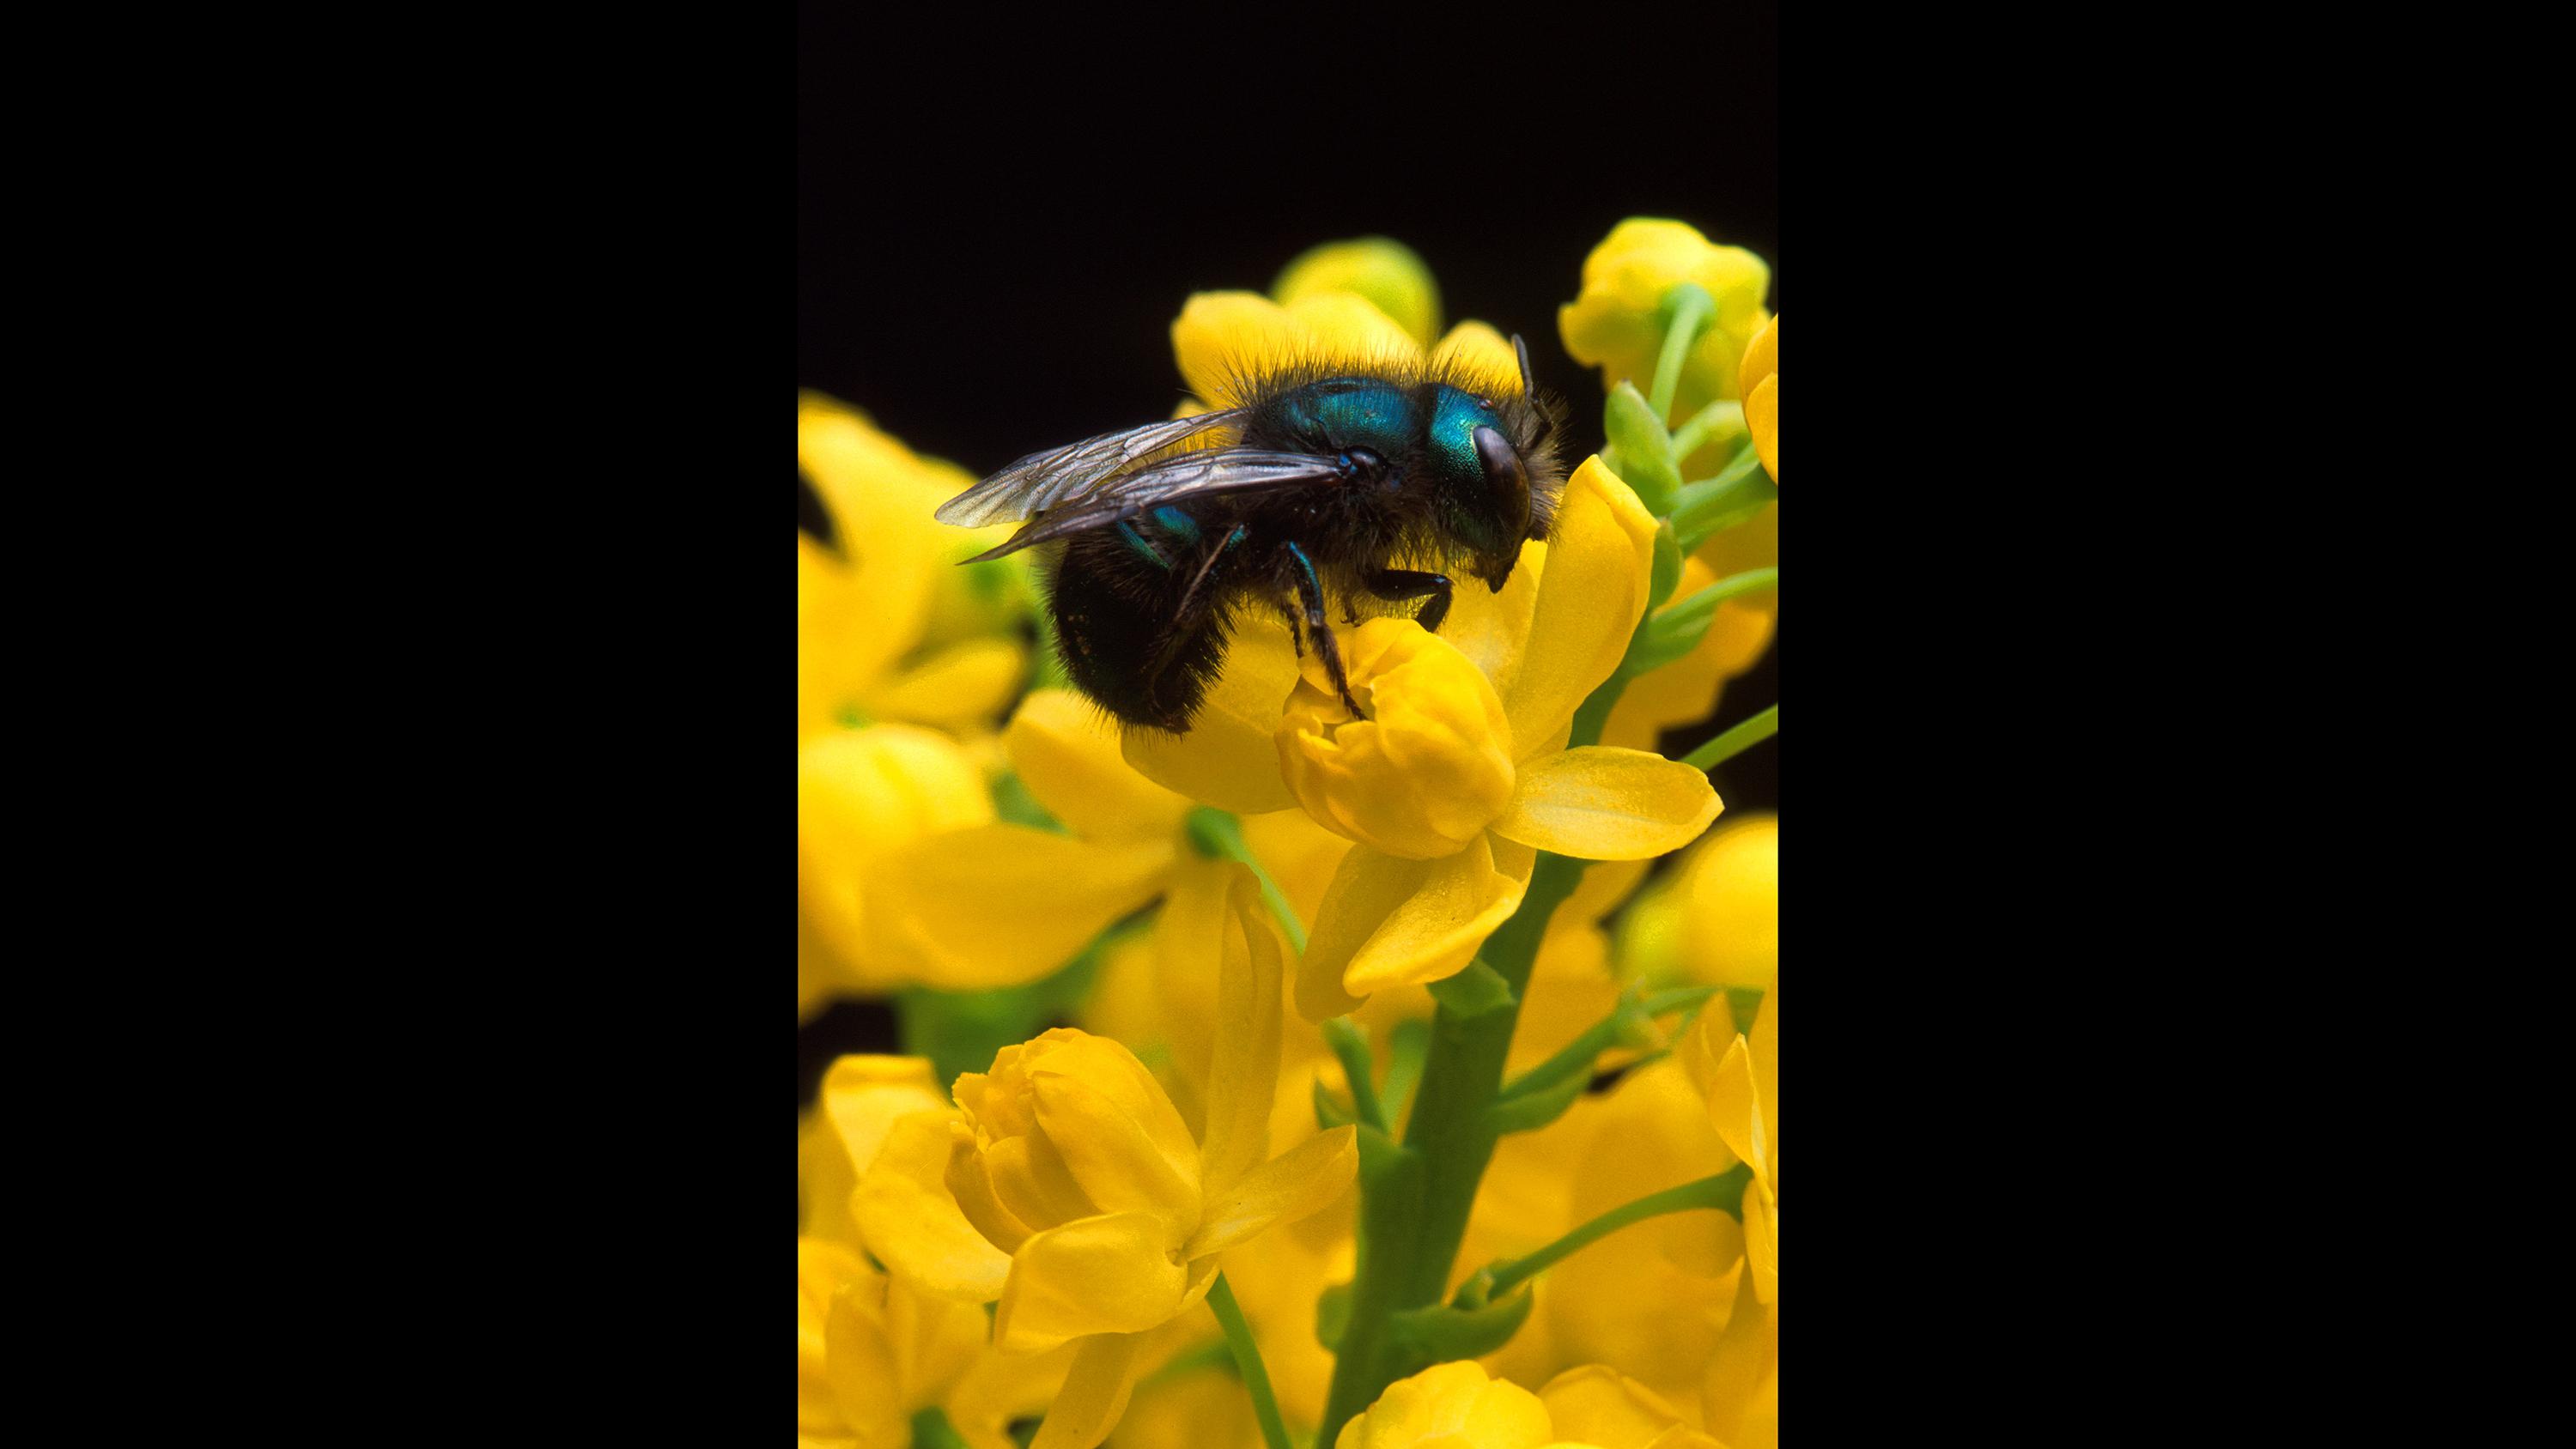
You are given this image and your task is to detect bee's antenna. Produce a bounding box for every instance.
[1511,333,1535,398]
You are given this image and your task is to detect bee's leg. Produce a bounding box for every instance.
[1361,568,1454,634]
[1274,597,1304,656]
[1285,542,1364,718]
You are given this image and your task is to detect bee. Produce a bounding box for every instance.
[938,335,1568,732]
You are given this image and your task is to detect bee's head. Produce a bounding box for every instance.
[1429,375,1563,593]
[1464,423,1534,590]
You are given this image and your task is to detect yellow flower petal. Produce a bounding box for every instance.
[799,1237,872,1434]
[1334,1360,1557,1449]
[995,1212,1191,1352]
[1500,458,1658,757]
[1031,1069,1204,1243]
[868,824,1175,991]
[1741,1172,1777,1307]
[1282,291,1425,366]
[1186,1123,1358,1259]
[827,1266,988,1431]
[1030,1331,1150,1449]
[1556,221,1771,425]
[1172,292,1306,409]
[1234,808,1354,926]
[1537,1366,1708,1449]
[854,1111,1014,1303]
[1197,867,1288,1197]
[1428,319,1520,390]
[1443,537,1547,693]
[1274,237,1443,349]
[1300,835,1536,1015]
[1749,986,1777,1182]
[805,1055,945,1249]
[1491,748,1722,861]
[1705,1034,1769,1185]
[799,725,997,992]
[1005,688,1194,843]
[1122,620,1301,814]
[1700,1270,1777,1448]
[1279,620,1518,860]
[1739,315,1777,482]
[864,637,1030,732]
[1672,815,1777,992]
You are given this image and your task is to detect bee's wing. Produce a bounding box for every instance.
[963,449,1352,561]
[935,409,1251,528]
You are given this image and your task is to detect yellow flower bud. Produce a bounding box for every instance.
[1674,815,1778,992]
[1558,219,1772,426]
[1333,1361,1570,1449]
[1277,619,1517,860]
[948,1028,1206,1254]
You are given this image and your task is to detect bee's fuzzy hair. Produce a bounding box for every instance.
[1196,343,1572,540]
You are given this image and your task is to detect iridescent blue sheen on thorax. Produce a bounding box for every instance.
[1274,379,1421,452]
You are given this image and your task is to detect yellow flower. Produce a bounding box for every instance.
[866,688,1348,994]
[800,1055,953,1249]
[1680,988,1776,1307]
[1534,1366,1727,1449]
[799,724,999,1013]
[1279,622,1519,859]
[1512,1061,1746,1415]
[1333,1361,1720,1449]
[933,868,1358,1449]
[1331,1361,1564,1449]
[1129,452,1721,1017]
[797,1056,1081,1449]
[1736,316,1777,482]
[1620,815,1777,995]
[801,1235,990,1447]
[1558,220,1772,427]
[1273,236,1444,352]
[798,391,1030,743]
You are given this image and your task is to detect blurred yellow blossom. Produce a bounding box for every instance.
[1558,221,1772,427]
[1680,989,1775,1307]
[933,869,1357,1449]
[798,391,1031,743]
[1331,1361,1562,1449]
[1517,1062,1744,1415]
[1621,815,1777,996]
[1737,317,1777,482]
[799,725,997,1016]
[1536,1366,1726,1449]
[1273,237,1443,352]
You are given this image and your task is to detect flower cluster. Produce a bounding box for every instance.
[798,224,1778,1448]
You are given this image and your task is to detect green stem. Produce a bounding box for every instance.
[1660,568,1780,630]
[1649,283,1714,421]
[1682,705,1779,771]
[1479,1167,1753,1302]
[1208,1273,1293,1449]
[1498,985,1721,1102]
[1322,1018,1388,1133]
[1668,398,1746,463]
[1185,808,1309,955]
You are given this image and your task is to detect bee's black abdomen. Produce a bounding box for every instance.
[1046,526,1233,732]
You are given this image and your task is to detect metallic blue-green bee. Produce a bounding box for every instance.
[939,336,1568,732]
